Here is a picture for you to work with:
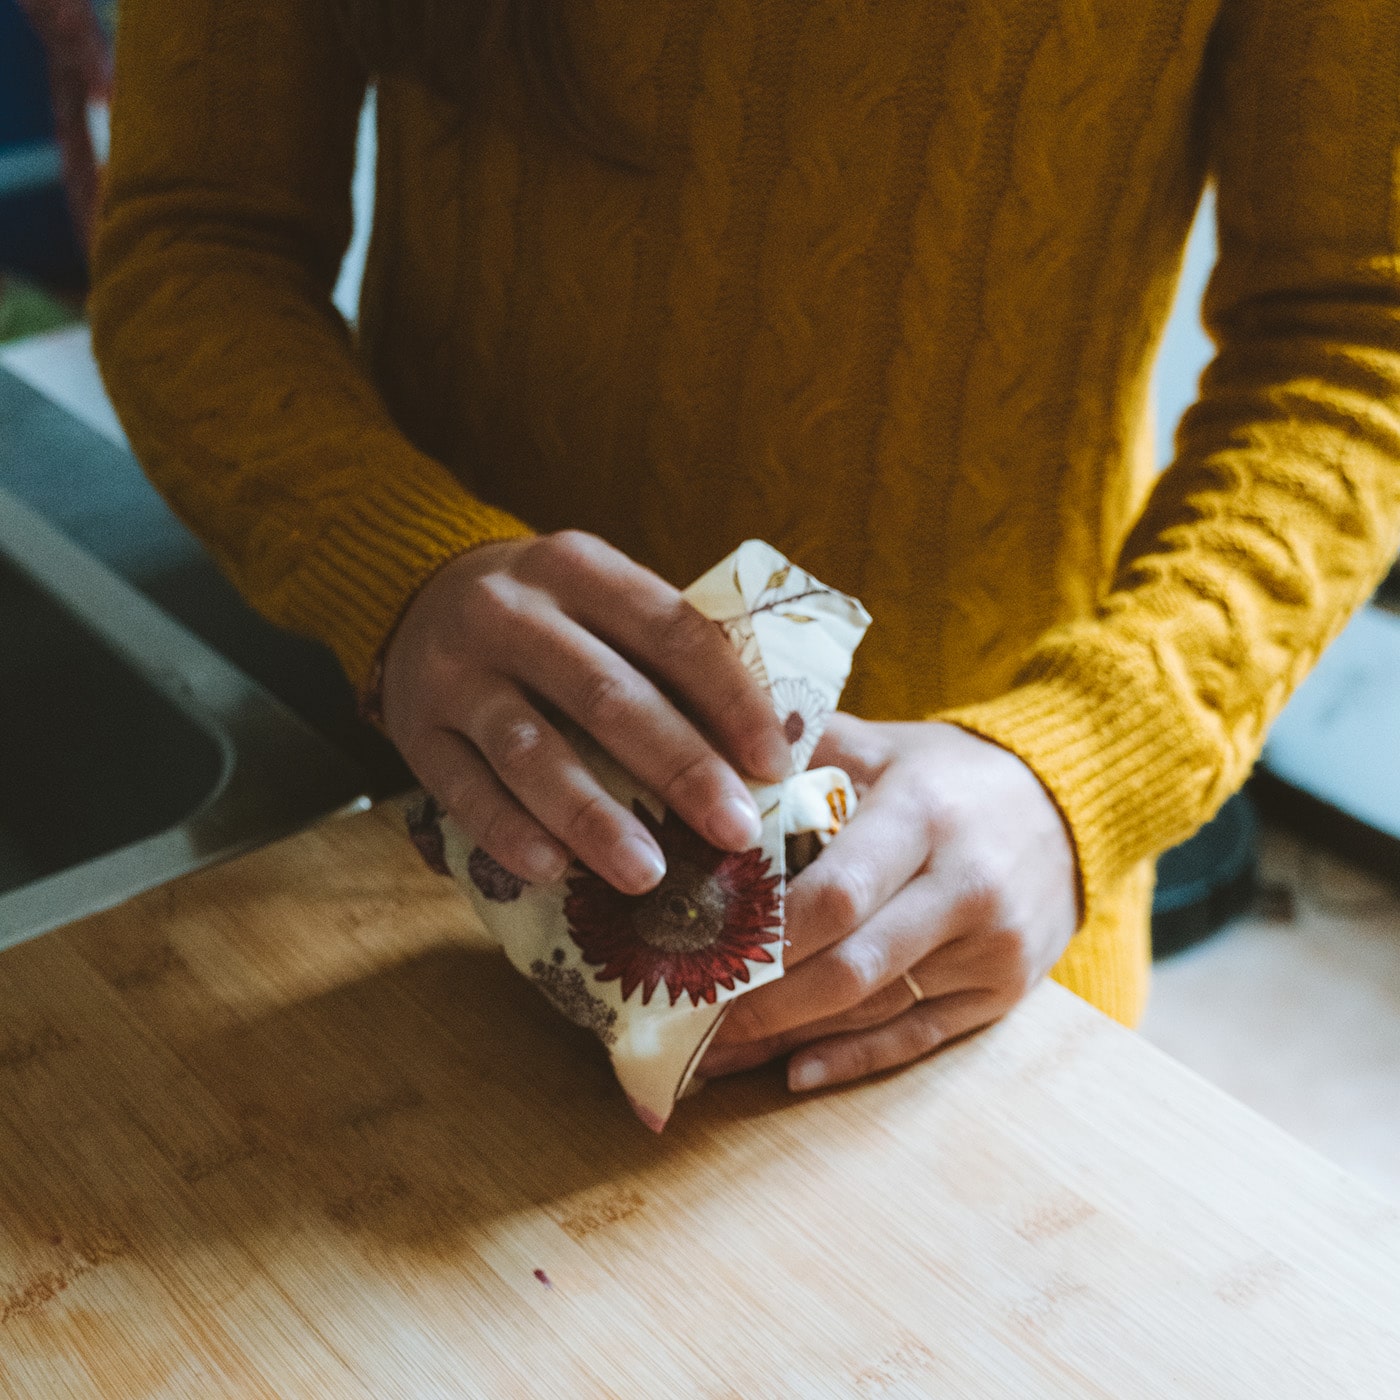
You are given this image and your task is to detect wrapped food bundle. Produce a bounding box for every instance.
[407,541,871,1129]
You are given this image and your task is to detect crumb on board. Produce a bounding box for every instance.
[533,1269,553,1289]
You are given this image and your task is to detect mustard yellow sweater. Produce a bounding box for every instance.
[90,0,1400,1029]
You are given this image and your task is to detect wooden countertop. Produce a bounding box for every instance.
[3,802,1399,1398]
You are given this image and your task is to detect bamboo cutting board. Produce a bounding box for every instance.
[2,801,1400,1398]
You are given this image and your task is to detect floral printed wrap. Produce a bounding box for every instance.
[410,541,871,1130]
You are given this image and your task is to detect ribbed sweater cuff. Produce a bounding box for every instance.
[284,452,535,692]
[936,648,1217,935]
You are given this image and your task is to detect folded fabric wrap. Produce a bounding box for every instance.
[406,541,871,1129]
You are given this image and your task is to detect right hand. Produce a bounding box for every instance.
[380,531,791,895]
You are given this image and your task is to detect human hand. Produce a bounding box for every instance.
[698,715,1079,1091]
[380,531,791,895]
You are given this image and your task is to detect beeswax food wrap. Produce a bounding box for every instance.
[406,541,871,1129]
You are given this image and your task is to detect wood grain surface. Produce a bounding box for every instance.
[2,801,1399,1398]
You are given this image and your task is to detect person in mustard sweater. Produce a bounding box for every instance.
[89,0,1400,1095]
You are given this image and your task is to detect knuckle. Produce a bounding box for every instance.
[468,569,519,618]
[813,866,870,936]
[718,998,763,1045]
[578,667,642,731]
[659,751,719,811]
[463,574,523,646]
[542,528,602,573]
[840,1038,880,1084]
[565,790,619,849]
[833,937,886,1002]
[475,799,531,863]
[652,598,712,663]
[901,1012,944,1061]
[491,715,547,778]
[474,799,511,850]
[909,783,956,843]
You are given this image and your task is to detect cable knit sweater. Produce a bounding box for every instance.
[89,0,1400,1028]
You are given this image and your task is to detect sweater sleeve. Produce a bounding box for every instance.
[939,0,1400,929]
[88,0,533,692]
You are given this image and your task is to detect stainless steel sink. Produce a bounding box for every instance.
[0,484,370,950]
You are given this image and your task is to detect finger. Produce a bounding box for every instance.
[716,872,966,1048]
[523,531,791,781]
[489,602,767,853]
[779,779,930,967]
[704,934,1010,1075]
[806,711,889,789]
[403,727,571,885]
[711,925,1037,1072]
[446,677,683,893]
[699,975,912,1079]
[787,987,1014,1092]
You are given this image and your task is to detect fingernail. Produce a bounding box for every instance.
[617,837,666,892]
[710,793,763,849]
[789,1057,829,1092]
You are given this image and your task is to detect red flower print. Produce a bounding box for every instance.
[405,796,529,899]
[467,846,527,902]
[529,948,619,1045]
[564,802,781,1007]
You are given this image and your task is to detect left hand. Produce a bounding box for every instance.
[698,715,1079,1092]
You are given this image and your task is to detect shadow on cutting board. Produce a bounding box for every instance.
[2,808,816,1281]
[202,946,814,1250]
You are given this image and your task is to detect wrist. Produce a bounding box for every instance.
[359,536,530,732]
